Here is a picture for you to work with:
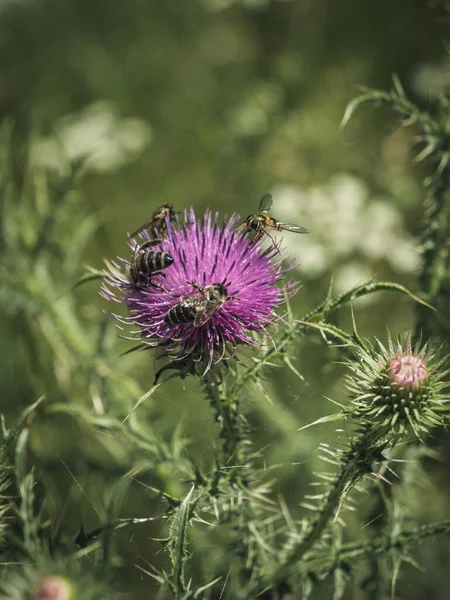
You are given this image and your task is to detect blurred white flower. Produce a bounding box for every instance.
[412,60,450,99]
[292,239,329,278]
[32,102,152,173]
[273,173,419,278]
[360,201,402,261]
[386,238,420,273]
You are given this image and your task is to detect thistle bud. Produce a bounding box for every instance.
[0,562,111,600]
[34,577,73,600]
[345,338,449,439]
[387,353,428,388]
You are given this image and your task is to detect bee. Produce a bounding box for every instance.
[129,204,179,240]
[242,193,309,243]
[165,281,235,327]
[130,239,174,288]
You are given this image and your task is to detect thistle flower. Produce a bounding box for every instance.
[0,561,112,600]
[34,577,73,600]
[345,337,449,439]
[102,209,294,375]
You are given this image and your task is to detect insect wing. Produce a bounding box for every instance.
[177,291,206,327]
[258,193,273,213]
[193,305,217,327]
[128,205,177,239]
[277,222,310,234]
[128,221,152,239]
[140,239,163,250]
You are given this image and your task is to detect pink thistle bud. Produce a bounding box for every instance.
[387,353,428,388]
[345,336,449,439]
[34,576,73,600]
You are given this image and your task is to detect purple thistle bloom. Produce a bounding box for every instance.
[102,209,295,374]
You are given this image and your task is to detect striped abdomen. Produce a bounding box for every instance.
[130,246,174,287]
[140,250,173,276]
[165,299,199,326]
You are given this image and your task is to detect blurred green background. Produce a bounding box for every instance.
[1,0,449,598]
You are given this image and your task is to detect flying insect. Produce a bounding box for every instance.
[130,239,174,288]
[242,193,309,243]
[129,204,179,240]
[165,281,235,327]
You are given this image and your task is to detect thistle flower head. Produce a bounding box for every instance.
[345,337,449,439]
[387,353,428,388]
[34,577,73,600]
[0,560,111,600]
[102,209,294,375]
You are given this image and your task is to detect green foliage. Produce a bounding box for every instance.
[343,77,450,339]
[0,2,450,599]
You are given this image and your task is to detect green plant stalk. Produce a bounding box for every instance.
[344,83,450,341]
[302,518,450,576]
[265,463,358,587]
[168,486,194,598]
[228,281,429,404]
[363,487,390,600]
[415,173,450,340]
[261,429,388,590]
[203,370,243,463]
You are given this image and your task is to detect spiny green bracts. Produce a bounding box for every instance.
[345,336,449,439]
[0,559,113,600]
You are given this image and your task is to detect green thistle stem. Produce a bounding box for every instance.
[267,467,355,586]
[228,281,429,405]
[343,82,450,341]
[415,171,450,340]
[203,370,243,463]
[264,429,388,588]
[302,518,450,576]
[363,488,390,600]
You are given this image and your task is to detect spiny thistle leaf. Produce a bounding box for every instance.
[168,485,196,595]
[228,279,430,403]
[193,575,223,598]
[15,429,40,557]
[297,320,355,347]
[298,412,345,432]
[0,398,44,555]
[341,77,446,158]
[1,396,44,450]
[300,518,450,578]
[305,280,435,321]
[343,80,450,341]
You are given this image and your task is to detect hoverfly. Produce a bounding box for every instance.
[129,204,179,240]
[242,193,309,243]
[130,239,174,289]
[165,281,236,327]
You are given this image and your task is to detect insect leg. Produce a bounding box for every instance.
[187,281,205,293]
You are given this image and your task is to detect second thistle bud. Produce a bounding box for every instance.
[34,576,73,600]
[387,353,428,388]
[345,338,449,439]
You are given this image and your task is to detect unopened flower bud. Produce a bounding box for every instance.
[34,576,73,600]
[387,353,427,388]
[345,338,449,439]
